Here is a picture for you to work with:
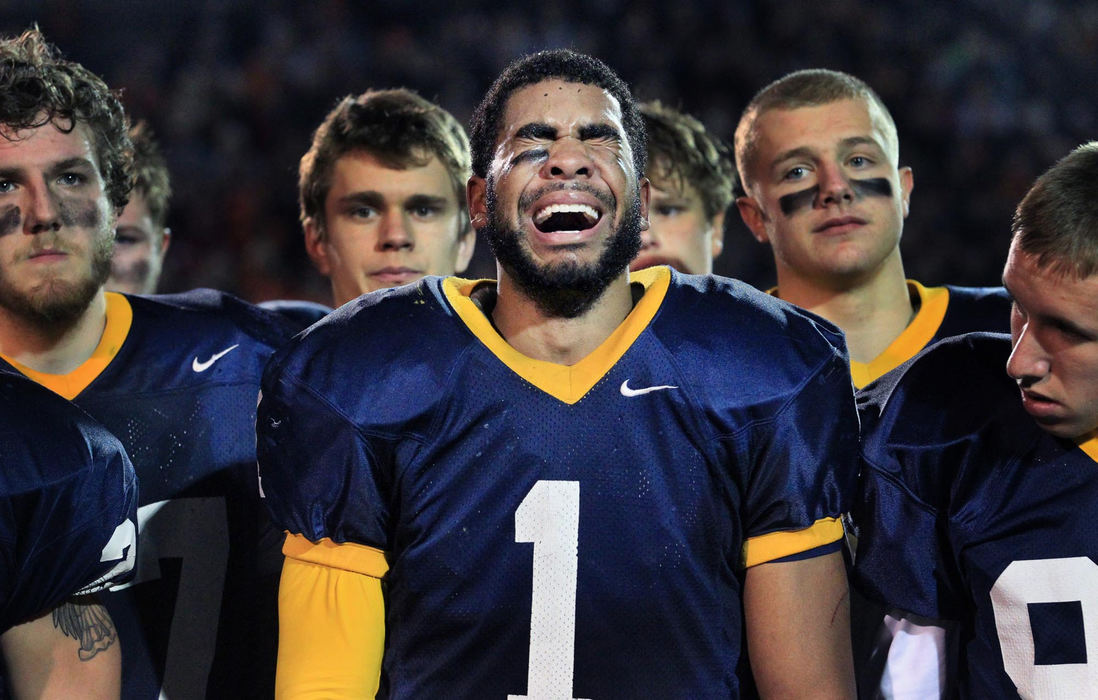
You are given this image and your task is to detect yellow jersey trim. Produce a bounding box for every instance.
[1078,435,1098,464]
[850,281,949,388]
[742,516,844,568]
[283,533,389,578]
[3,292,132,400]
[442,267,670,405]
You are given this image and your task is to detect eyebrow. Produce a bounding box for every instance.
[338,191,386,208]
[50,157,97,172]
[578,123,621,142]
[515,123,557,141]
[404,194,450,209]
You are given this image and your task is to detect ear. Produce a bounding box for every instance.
[158,227,172,261]
[899,166,914,219]
[454,219,476,274]
[467,176,488,232]
[735,196,770,244]
[637,177,651,231]
[303,217,332,276]
[710,210,726,259]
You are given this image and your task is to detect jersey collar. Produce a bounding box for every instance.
[443,267,670,405]
[4,292,132,400]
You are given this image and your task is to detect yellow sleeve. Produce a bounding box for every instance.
[275,549,385,699]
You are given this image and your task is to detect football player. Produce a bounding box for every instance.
[630,100,734,275]
[854,142,1098,695]
[734,69,1009,389]
[299,88,476,307]
[0,28,294,697]
[0,368,137,698]
[260,49,858,697]
[105,121,170,295]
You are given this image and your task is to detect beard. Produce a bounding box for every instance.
[0,229,114,328]
[483,181,643,319]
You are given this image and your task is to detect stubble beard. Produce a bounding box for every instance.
[483,181,643,319]
[0,228,114,328]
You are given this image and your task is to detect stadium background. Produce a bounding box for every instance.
[2,0,1093,304]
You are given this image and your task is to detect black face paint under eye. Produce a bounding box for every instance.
[0,205,20,236]
[779,186,818,216]
[56,197,101,229]
[511,148,548,167]
[850,178,892,198]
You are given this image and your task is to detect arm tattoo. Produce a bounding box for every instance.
[51,598,117,661]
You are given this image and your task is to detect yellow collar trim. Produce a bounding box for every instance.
[850,280,948,388]
[5,292,132,400]
[1077,435,1098,464]
[443,267,670,405]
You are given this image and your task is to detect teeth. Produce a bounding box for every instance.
[534,203,600,224]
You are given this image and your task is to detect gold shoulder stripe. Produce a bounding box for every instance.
[4,292,132,399]
[742,516,844,568]
[442,267,670,404]
[850,281,949,388]
[283,532,389,578]
[1078,435,1098,464]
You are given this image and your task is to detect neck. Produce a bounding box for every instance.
[492,268,635,365]
[776,253,914,364]
[0,290,109,374]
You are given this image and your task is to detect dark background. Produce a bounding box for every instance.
[3,0,1094,304]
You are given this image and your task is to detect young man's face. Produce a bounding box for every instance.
[1004,241,1098,441]
[305,150,474,307]
[737,97,913,287]
[468,78,648,310]
[631,173,722,275]
[0,121,114,325]
[107,190,170,295]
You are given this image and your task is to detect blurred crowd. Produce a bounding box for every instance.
[2,0,1094,303]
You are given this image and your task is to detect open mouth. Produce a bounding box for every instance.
[533,203,602,233]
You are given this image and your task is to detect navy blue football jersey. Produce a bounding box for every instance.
[0,368,137,692]
[849,281,1009,387]
[258,298,331,331]
[259,267,859,698]
[3,290,294,699]
[854,332,1098,696]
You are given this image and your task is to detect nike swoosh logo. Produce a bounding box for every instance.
[620,379,678,397]
[192,344,240,372]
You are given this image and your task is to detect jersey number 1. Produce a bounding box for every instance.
[509,481,590,700]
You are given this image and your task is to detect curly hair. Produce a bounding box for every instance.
[299,88,470,234]
[468,49,646,181]
[128,120,171,228]
[641,101,735,220]
[0,27,133,213]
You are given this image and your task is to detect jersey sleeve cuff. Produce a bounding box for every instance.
[283,532,389,578]
[742,516,844,568]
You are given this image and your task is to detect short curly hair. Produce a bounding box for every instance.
[641,101,735,221]
[468,49,646,181]
[0,27,133,213]
[299,88,470,234]
[128,120,171,228]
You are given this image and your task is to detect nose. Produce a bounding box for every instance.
[540,138,593,180]
[27,182,61,234]
[1006,319,1050,387]
[377,211,413,251]
[817,162,853,207]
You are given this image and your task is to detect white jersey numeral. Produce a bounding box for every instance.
[114,498,229,700]
[98,517,137,574]
[991,557,1098,697]
[509,481,590,700]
